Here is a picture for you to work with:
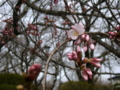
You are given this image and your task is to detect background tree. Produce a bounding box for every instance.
[0,0,120,90]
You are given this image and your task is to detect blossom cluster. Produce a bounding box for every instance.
[67,23,102,80]
[27,23,40,36]
[68,23,95,52]
[108,26,120,40]
[17,64,42,90]
[24,64,42,82]
[0,18,15,45]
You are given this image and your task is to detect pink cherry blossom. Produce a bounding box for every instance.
[82,68,92,80]
[68,23,85,40]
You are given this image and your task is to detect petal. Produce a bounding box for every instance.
[79,23,84,28]
[73,24,85,35]
[68,29,78,40]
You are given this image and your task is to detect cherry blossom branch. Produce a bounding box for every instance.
[42,39,69,90]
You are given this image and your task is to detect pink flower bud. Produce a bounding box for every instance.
[83,45,87,52]
[108,32,117,36]
[72,51,77,55]
[73,54,78,60]
[67,53,72,56]
[84,68,92,76]
[82,68,93,80]
[28,64,42,75]
[76,46,81,53]
[89,43,95,50]
[91,58,102,62]
[81,34,86,39]
[74,39,81,45]
[91,62,101,67]
[27,64,42,81]
[82,70,88,81]
[85,34,90,41]
[67,53,73,60]
[68,56,73,60]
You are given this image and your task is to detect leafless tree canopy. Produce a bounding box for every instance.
[0,0,120,90]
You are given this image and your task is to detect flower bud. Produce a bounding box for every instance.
[83,45,87,52]
[81,70,88,81]
[28,64,42,76]
[72,51,77,55]
[16,85,24,90]
[76,46,81,53]
[85,34,90,41]
[84,68,92,76]
[91,62,101,67]
[81,34,86,39]
[89,43,95,50]
[108,32,117,36]
[74,39,81,45]
[91,58,102,62]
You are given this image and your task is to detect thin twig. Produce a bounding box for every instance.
[42,39,69,90]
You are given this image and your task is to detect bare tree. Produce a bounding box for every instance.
[0,0,120,90]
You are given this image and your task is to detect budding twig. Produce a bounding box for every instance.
[42,39,69,90]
